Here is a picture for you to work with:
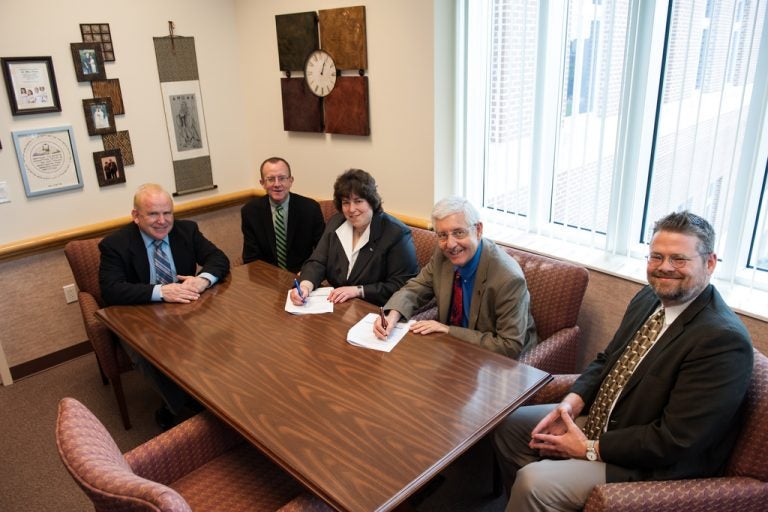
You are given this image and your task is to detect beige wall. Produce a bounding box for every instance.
[0,0,437,245]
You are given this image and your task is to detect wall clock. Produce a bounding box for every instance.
[304,49,337,97]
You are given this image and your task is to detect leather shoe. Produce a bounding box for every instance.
[154,405,178,431]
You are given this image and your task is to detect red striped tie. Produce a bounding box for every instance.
[449,270,463,326]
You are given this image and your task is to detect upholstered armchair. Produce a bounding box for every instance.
[318,199,337,223]
[526,349,768,511]
[504,247,589,374]
[65,238,134,429]
[56,397,330,511]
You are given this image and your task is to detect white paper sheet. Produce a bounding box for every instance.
[346,313,411,352]
[284,287,334,315]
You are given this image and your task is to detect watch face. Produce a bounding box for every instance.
[304,50,337,97]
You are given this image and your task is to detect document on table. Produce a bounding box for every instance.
[284,287,334,315]
[346,313,411,352]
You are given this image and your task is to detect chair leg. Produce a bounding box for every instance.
[94,356,109,385]
[111,374,132,430]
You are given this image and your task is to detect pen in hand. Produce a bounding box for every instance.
[380,306,388,331]
[294,278,305,304]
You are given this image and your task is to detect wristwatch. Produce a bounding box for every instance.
[586,440,598,461]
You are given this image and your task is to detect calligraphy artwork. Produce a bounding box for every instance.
[12,126,83,197]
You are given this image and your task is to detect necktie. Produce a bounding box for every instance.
[274,204,287,269]
[449,270,463,326]
[583,308,666,439]
[153,240,174,285]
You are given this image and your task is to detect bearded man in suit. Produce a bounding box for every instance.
[492,210,753,511]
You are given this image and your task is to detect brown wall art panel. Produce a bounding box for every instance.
[280,77,323,132]
[324,76,370,136]
[318,6,367,70]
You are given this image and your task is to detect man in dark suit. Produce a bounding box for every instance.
[241,156,325,272]
[99,183,230,428]
[492,211,753,511]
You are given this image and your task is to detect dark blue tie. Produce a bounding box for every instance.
[153,240,174,285]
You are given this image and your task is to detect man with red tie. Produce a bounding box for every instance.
[374,196,537,359]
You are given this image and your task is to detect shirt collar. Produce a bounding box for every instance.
[139,230,169,248]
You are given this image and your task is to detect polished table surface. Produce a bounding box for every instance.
[97,261,550,512]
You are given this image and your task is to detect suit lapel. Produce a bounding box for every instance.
[467,240,490,330]
[437,255,454,324]
[621,285,713,397]
[259,198,277,259]
[129,225,151,282]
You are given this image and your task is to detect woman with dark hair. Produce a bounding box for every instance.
[290,169,418,306]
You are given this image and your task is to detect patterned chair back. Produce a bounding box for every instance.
[726,349,768,481]
[55,397,191,512]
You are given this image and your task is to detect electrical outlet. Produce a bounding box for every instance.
[63,284,78,304]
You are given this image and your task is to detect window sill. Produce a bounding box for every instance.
[484,223,768,323]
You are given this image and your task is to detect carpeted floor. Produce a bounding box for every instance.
[0,353,507,511]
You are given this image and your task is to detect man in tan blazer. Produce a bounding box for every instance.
[374,196,537,358]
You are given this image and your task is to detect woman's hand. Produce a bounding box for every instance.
[327,286,362,303]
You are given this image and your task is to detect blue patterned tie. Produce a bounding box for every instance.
[274,204,287,269]
[153,240,174,284]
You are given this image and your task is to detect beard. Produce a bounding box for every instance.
[648,270,708,305]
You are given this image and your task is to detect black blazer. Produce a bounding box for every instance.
[240,192,325,273]
[99,220,230,306]
[571,284,753,483]
[300,211,419,306]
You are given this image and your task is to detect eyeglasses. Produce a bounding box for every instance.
[263,175,290,185]
[436,226,475,242]
[646,253,701,269]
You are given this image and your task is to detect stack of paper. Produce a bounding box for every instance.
[284,287,334,315]
[346,313,411,352]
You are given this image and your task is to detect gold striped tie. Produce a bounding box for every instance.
[583,308,665,439]
[274,204,287,269]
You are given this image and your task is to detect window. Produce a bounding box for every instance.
[460,0,768,303]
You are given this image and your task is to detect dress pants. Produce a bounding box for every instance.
[493,404,607,512]
[120,340,190,415]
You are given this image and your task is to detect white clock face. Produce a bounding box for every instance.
[304,50,337,97]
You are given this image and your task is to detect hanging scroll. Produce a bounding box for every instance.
[153,32,215,196]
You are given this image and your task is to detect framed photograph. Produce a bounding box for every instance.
[92,149,125,187]
[91,78,124,114]
[70,43,106,82]
[12,126,83,197]
[80,23,115,61]
[161,80,210,161]
[1,56,61,115]
[82,97,116,136]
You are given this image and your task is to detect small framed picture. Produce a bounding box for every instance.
[82,97,116,135]
[92,149,125,187]
[70,43,106,82]
[1,56,62,115]
[12,125,83,197]
[80,23,115,62]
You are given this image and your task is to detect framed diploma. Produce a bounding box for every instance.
[1,56,62,115]
[12,126,83,197]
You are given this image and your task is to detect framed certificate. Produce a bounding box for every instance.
[1,56,62,115]
[12,126,83,197]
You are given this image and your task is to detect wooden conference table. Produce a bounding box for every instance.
[96,261,550,512]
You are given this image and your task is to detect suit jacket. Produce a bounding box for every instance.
[384,238,538,358]
[300,211,419,306]
[99,220,230,306]
[240,192,325,273]
[571,284,753,483]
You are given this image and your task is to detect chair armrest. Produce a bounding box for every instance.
[125,411,241,485]
[526,374,579,405]
[519,326,580,374]
[584,477,768,512]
